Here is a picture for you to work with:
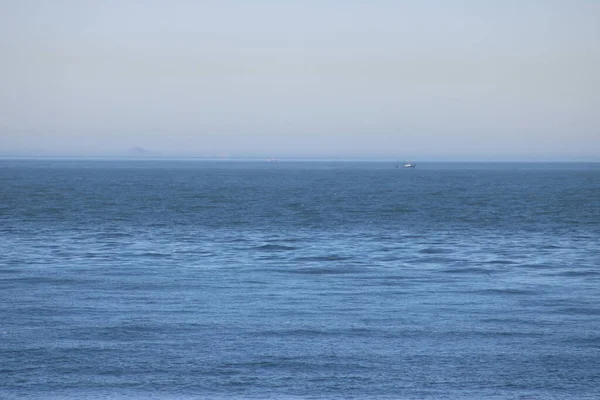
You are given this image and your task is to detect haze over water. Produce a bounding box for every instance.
[1,159,599,399]
[1,1,599,160]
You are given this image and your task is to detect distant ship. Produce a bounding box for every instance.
[396,160,416,168]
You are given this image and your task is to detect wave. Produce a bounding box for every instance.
[293,255,352,262]
[485,259,517,265]
[419,247,454,255]
[253,244,298,251]
[279,266,362,275]
[439,267,492,274]
[516,263,557,270]
[472,288,538,295]
[549,270,600,277]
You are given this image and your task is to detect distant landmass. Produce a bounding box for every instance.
[127,146,151,156]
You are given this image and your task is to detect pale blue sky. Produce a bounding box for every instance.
[1,0,599,159]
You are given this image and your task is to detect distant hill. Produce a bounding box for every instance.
[127,146,151,156]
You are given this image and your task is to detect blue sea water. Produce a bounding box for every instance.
[1,159,599,399]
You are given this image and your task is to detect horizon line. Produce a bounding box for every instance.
[1,155,599,163]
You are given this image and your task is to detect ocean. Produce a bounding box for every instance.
[1,159,599,399]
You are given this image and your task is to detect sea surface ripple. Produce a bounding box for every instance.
[1,160,599,399]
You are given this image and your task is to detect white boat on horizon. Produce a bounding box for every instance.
[397,160,416,168]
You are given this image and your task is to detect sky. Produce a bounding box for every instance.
[1,0,599,160]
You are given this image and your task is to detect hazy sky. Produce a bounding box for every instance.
[1,0,599,159]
